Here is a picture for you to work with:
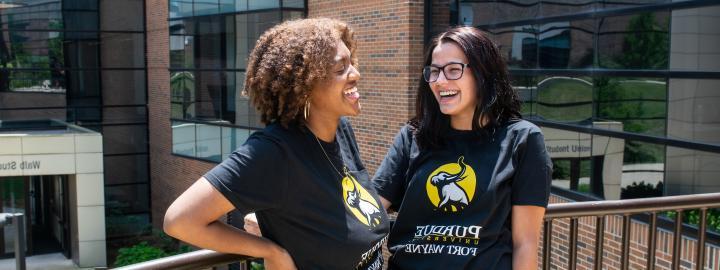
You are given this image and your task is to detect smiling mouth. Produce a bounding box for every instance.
[344,87,360,100]
[439,90,459,98]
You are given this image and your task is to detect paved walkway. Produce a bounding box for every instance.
[0,253,94,270]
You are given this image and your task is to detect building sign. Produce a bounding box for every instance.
[0,160,41,171]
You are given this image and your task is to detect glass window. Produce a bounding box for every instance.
[104,155,149,185]
[222,126,251,160]
[194,71,224,120]
[171,71,196,119]
[236,0,249,11]
[66,39,100,70]
[539,20,594,69]
[194,0,220,16]
[64,0,98,10]
[101,33,145,68]
[102,70,147,106]
[535,76,593,122]
[491,26,537,69]
[666,147,720,195]
[544,127,665,199]
[667,79,720,145]
[512,75,537,116]
[169,0,194,18]
[598,12,670,70]
[2,3,62,30]
[595,77,667,136]
[196,123,222,162]
[172,121,197,157]
[283,10,304,20]
[105,184,150,213]
[66,70,100,97]
[102,106,147,124]
[5,70,53,92]
[669,6,720,71]
[249,0,279,10]
[170,35,195,68]
[0,108,67,121]
[220,0,235,13]
[69,106,102,123]
[283,0,305,8]
[196,16,224,68]
[100,0,144,31]
[234,14,250,69]
[2,31,64,69]
[540,0,595,17]
[106,213,150,238]
[63,11,99,31]
[102,124,148,155]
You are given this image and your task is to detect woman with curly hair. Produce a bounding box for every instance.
[372,26,552,269]
[164,18,389,270]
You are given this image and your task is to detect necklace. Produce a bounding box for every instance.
[308,126,349,179]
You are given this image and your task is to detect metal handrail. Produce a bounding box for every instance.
[115,193,720,270]
[545,192,720,219]
[112,249,250,270]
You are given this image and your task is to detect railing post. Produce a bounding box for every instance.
[672,210,683,270]
[646,212,657,269]
[543,219,552,270]
[569,218,578,270]
[621,215,631,270]
[594,216,604,270]
[695,209,707,270]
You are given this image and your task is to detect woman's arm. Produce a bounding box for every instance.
[511,205,545,270]
[163,178,296,270]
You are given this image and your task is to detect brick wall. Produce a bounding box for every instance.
[146,0,216,227]
[543,195,720,270]
[309,0,426,174]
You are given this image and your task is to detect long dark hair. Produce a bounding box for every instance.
[412,26,521,150]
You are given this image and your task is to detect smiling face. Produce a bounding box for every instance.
[429,41,479,127]
[309,40,361,119]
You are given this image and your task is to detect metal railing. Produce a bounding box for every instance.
[115,192,720,270]
[542,192,720,270]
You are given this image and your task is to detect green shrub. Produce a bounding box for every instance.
[113,241,168,267]
[621,181,663,199]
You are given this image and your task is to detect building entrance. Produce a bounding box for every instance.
[0,175,70,259]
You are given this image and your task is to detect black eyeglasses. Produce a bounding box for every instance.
[422,62,469,83]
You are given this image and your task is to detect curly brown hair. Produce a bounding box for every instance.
[245,18,357,127]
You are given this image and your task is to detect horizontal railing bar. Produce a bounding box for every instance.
[545,193,720,219]
[112,249,250,270]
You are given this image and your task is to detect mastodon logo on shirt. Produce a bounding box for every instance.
[342,173,383,228]
[426,156,477,212]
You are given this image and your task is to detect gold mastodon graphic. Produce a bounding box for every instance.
[426,156,476,212]
[342,174,382,228]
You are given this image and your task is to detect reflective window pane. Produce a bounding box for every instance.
[103,124,148,155]
[595,77,667,136]
[106,213,150,238]
[194,0,220,16]
[249,0,279,10]
[102,70,147,106]
[666,147,720,195]
[2,31,64,69]
[169,0,194,18]
[491,26,537,69]
[100,0,144,31]
[63,11,99,31]
[598,12,670,70]
[283,0,305,8]
[172,121,197,157]
[539,20,594,69]
[540,0,595,17]
[669,6,720,71]
[104,155,149,185]
[196,123,222,162]
[105,184,150,213]
[536,76,593,122]
[221,126,251,160]
[194,71,224,120]
[102,106,147,124]
[171,71,196,119]
[667,79,720,145]
[101,33,145,68]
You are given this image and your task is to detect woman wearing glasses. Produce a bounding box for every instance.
[373,26,552,269]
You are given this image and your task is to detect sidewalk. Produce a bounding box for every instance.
[0,253,94,270]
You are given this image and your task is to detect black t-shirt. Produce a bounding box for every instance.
[373,120,552,270]
[205,118,389,270]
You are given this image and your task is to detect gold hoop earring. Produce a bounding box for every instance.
[304,98,311,120]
